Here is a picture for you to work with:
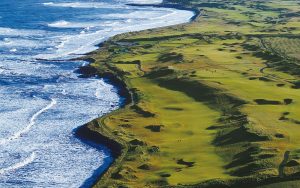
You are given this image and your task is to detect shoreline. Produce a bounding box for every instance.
[126,3,200,21]
[74,1,199,187]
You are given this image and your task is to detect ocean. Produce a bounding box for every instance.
[0,0,193,187]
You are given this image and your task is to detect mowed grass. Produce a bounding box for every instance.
[97,76,229,186]
[88,0,300,187]
[133,78,229,184]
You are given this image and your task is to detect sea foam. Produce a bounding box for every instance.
[0,152,36,175]
[43,2,124,9]
[0,99,57,145]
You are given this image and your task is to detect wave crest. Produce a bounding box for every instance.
[0,99,57,145]
[0,152,36,175]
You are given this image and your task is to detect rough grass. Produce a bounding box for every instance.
[262,37,300,60]
[82,0,300,187]
[258,180,300,188]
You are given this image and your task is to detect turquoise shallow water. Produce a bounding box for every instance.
[0,0,193,187]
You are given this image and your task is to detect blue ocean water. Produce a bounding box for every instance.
[0,0,193,187]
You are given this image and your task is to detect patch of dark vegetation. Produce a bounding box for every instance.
[218,113,248,128]
[242,43,260,51]
[146,66,175,79]
[149,179,168,186]
[125,155,136,161]
[111,171,123,179]
[286,160,300,167]
[164,107,184,111]
[227,21,241,26]
[279,116,288,121]
[115,60,141,65]
[279,11,300,18]
[119,124,133,128]
[214,125,270,146]
[158,52,184,63]
[231,162,275,177]
[249,77,272,82]
[291,80,300,89]
[273,60,300,76]
[160,173,171,177]
[239,146,262,156]
[234,146,272,160]
[129,139,145,146]
[254,99,281,105]
[143,44,153,49]
[259,77,272,82]
[279,112,290,121]
[236,56,242,59]
[130,105,155,117]
[120,119,129,122]
[113,166,138,180]
[138,164,151,170]
[226,148,276,170]
[275,133,285,138]
[117,185,129,188]
[148,146,160,154]
[128,145,137,153]
[206,125,227,130]
[283,98,293,105]
[144,125,163,132]
[277,83,285,87]
[291,119,300,124]
[249,3,287,12]
[185,130,194,135]
[177,159,195,167]
[108,46,130,54]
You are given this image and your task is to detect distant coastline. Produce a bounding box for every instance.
[126,3,200,21]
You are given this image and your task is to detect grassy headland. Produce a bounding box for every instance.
[79,0,300,187]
